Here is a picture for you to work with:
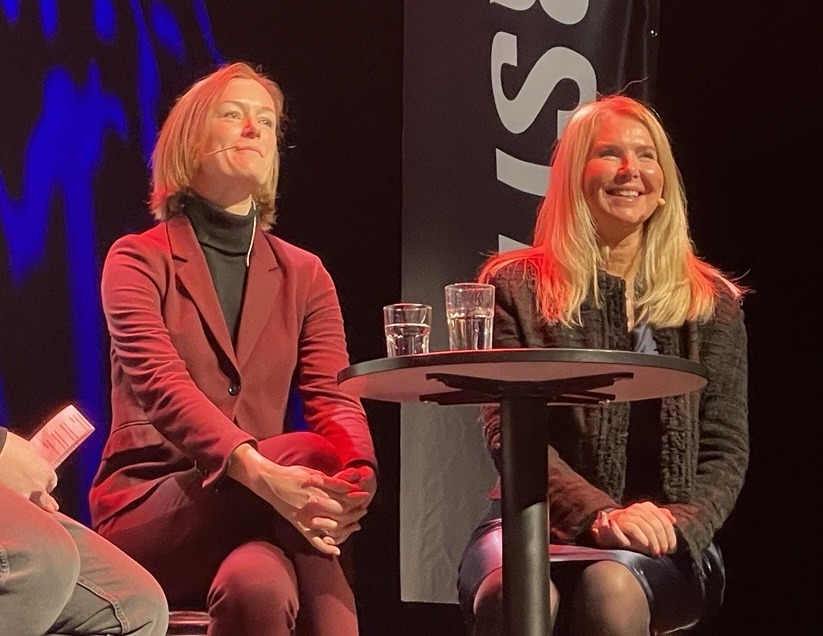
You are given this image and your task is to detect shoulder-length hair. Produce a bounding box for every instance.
[149,61,285,230]
[479,94,745,328]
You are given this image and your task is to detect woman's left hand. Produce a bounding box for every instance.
[306,464,376,546]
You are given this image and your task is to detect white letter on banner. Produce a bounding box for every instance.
[492,32,596,194]
[495,148,550,196]
[491,0,588,25]
[491,32,596,134]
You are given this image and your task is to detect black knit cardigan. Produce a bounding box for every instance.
[481,263,749,572]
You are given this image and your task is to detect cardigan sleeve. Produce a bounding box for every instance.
[480,266,530,474]
[666,291,749,562]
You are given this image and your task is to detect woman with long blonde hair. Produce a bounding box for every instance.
[458,95,749,635]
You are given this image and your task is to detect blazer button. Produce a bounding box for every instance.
[228,382,241,396]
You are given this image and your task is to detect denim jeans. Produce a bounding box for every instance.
[0,484,168,635]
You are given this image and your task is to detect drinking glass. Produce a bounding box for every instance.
[383,303,432,357]
[444,283,495,350]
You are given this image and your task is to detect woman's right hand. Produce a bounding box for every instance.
[227,443,357,555]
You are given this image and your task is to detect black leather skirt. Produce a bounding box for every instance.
[457,501,725,635]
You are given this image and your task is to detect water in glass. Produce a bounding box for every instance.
[384,322,431,357]
[447,311,492,350]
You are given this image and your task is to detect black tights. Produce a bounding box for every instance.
[472,560,652,636]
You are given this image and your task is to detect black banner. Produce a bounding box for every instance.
[400,0,660,603]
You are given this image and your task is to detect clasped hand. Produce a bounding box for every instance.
[590,501,677,557]
[228,445,375,556]
[275,464,374,555]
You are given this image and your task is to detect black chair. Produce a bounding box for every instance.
[166,610,210,635]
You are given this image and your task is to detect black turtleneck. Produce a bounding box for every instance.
[181,191,256,346]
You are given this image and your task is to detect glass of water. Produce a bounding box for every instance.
[383,303,432,357]
[444,283,495,350]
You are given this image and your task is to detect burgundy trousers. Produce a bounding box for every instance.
[97,432,358,636]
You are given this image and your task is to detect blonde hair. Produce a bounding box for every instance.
[149,61,285,230]
[479,94,745,328]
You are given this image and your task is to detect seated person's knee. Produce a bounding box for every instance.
[208,541,299,626]
[472,568,503,636]
[6,508,80,603]
[259,432,342,475]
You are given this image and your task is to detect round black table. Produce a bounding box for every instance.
[338,348,708,636]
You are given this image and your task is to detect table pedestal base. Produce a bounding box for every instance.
[501,396,551,635]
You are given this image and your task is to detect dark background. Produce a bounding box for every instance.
[1,1,817,634]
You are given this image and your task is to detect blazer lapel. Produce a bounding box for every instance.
[167,216,239,369]
[235,231,280,368]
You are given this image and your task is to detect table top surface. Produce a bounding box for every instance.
[338,348,708,404]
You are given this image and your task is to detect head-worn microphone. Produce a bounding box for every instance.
[203,145,238,157]
[657,197,666,206]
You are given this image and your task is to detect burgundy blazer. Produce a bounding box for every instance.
[89,214,376,529]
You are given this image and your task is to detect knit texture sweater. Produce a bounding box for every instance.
[180,191,256,345]
[481,262,749,573]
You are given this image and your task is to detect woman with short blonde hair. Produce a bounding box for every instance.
[150,61,285,229]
